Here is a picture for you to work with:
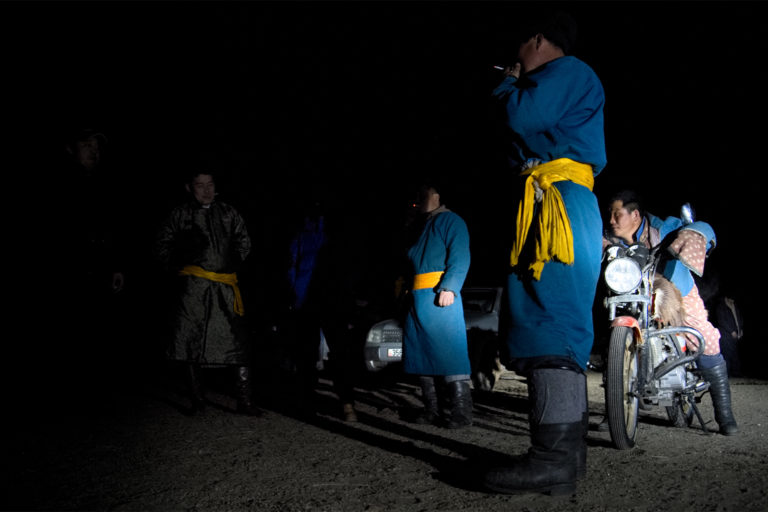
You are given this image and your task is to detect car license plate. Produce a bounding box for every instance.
[387,348,402,358]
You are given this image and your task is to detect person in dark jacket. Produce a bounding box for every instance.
[154,170,258,416]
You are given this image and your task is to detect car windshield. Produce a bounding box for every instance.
[461,289,497,314]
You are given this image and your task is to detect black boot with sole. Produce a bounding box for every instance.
[700,362,738,435]
[483,421,582,496]
[413,376,440,425]
[483,366,586,495]
[235,366,262,416]
[186,363,206,415]
[445,379,473,429]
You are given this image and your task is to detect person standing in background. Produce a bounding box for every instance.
[154,170,258,416]
[402,182,473,429]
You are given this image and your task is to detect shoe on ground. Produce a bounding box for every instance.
[342,403,358,422]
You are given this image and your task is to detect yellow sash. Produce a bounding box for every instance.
[510,158,594,280]
[413,271,444,291]
[179,265,244,316]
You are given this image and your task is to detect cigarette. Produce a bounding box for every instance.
[493,65,504,70]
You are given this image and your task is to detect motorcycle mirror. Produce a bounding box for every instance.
[680,203,695,225]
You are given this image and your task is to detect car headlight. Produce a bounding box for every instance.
[604,257,642,294]
[367,326,382,344]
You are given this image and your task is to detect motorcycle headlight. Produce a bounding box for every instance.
[604,257,642,294]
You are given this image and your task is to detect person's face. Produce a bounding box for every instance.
[609,200,641,242]
[188,174,216,205]
[517,35,539,73]
[417,187,439,213]
[75,137,101,171]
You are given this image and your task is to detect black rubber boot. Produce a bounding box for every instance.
[445,380,473,429]
[483,422,581,496]
[413,376,440,425]
[186,363,206,414]
[528,394,587,480]
[235,366,262,416]
[700,362,738,435]
[483,366,585,495]
[534,368,588,479]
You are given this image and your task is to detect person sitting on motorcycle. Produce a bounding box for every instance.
[603,189,738,435]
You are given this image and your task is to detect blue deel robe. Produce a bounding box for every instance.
[492,56,607,175]
[505,182,603,369]
[494,56,607,370]
[403,208,471,376]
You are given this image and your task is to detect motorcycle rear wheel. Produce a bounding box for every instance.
[606,326,640,450]
[666,397,695,428]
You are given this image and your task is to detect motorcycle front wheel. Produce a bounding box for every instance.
[605,326,640,450]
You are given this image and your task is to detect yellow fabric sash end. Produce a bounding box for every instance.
[413,271,444,291]
[510,158,594,280]
[179,265,245,316]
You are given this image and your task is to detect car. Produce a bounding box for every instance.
[364,286,505,389]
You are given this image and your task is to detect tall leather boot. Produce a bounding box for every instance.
[236,366,262,416]
[413,376,440,425]
[482,367,585,495]
[186,363,206,414]
[535,389,588,480]
[483,421,581,496]
[700,362,738,435]
[445,379,473,429]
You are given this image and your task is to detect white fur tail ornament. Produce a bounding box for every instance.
[652,276,684,327]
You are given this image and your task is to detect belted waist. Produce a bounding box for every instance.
[413,271,444,291]
[179,265,244,316]
[510,158,594,280]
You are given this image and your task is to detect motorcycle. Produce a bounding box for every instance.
[601,204,712,450]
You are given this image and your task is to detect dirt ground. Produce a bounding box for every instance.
[3,359,767,512]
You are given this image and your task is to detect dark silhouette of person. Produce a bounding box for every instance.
[310,210,378,421]
[154,170,258,416]
[43,127,129,407]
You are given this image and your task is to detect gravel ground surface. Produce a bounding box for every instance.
[4,364,767,511]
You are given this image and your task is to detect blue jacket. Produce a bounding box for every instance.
[645,214,716,295]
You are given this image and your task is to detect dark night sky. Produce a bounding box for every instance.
[10,1,768,302]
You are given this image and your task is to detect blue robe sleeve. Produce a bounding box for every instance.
[492,57,606,174]
[437,214,470,295]
[650,214,683,240]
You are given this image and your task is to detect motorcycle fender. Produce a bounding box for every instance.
[611,317,643,345]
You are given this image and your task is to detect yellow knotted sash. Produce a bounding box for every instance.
[413,271,444,291]
[179,265,245,316]
[510,158,594,280]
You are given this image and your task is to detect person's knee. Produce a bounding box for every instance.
[529,368,586,425]
[698,353,725,370]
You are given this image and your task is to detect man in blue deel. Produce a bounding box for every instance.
[403,182,472,429]
[483,9,606,496]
